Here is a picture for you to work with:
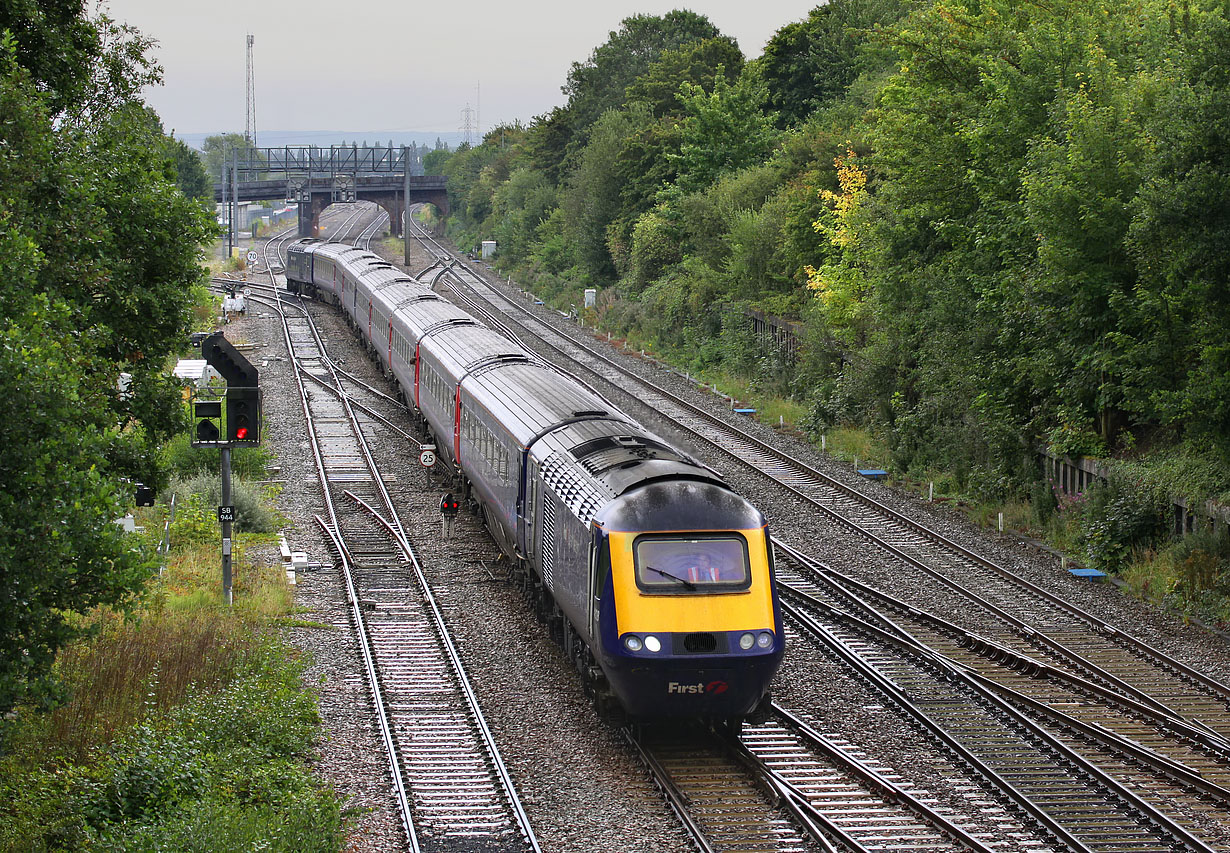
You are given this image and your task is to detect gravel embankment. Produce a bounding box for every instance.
[224,233,694,853]
[220,220,1230,851]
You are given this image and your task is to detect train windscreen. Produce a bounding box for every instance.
[633,535,750,592]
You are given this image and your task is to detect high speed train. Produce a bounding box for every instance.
[286,239,784,723]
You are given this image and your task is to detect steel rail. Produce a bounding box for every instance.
[418,233,1230,737]
[272,279,541,853]
[775,538,1230,760]
[622,730,719,853]
[781,566,1221,851]
[267,281,420,846]
[314,514,420,851]
[340,490,542,853]
[767,703,997,853]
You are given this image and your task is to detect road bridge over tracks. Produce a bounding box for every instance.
[213,145,448,253]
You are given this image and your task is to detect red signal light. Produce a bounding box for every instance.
[236,426,249,440]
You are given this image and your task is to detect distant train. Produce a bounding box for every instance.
[286,240,784,723]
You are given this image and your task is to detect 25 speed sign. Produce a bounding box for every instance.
[419,446,437,468]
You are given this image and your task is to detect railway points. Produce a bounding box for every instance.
[217,201,1230,852]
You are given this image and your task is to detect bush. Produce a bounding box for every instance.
[162,432,274,480]
[77,646,339,851]
[1031,479,1059,524]
[0,630,343,853]
[1080,478,1168,574]
[168,473,279,536]
[1168,527,1230,595]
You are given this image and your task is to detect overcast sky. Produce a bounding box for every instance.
[100,1,819,138]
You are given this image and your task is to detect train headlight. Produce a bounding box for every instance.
[644,635,662,653]
[739,632,756,650]
[623,635,643,652]
[757,631,774,649]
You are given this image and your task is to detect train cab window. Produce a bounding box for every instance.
[633,535,750,593]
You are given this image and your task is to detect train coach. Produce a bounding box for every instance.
[286,239,784,723]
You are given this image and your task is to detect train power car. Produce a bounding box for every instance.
[285,240,784,723]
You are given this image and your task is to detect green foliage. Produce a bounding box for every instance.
[1080,477,1169,575]
[0,3,211,713]
[490,167,557,264]
[169,475,279,538]
[426,0,1230,505]
[422,147,451,175]
[0,632,343,853]
[1125,10,1230,463]
[760,0,909,126]
[0,299,153,715]
[628,209,683,290]
[1031,480,1059,524]
[560,10,723,151]
[562,105,652,281]
[1168,528,1230,598]
[161,429,274,481]
[201,133,265,181]
[165,133,212,202]
[671,68,780,195]
[625,37,744,118]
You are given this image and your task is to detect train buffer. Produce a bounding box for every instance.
[1068,566,1108,582]
[858,468,888,480]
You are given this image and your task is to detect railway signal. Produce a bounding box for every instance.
[440,492,460,538]
[193,399,222,444]
[193,331,262,605]
[200,331,261,446]
[227,387,258,443]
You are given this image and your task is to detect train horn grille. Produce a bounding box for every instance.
[682,632,718,653]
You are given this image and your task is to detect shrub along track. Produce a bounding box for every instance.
[404,218,1230,851]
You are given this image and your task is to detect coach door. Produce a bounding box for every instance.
[522,457,540,564]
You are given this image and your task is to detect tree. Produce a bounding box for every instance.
[830,0,1179,479]
[201,132,264,181]
[671,67,780,195]
[491,167,557,263]
[761,0,908,127]
[423,147,451,175]
[166,133,211,202]
[625,37,744,118]
[0,6,212,714]
[1127,9,1230,460]
[559,11,722,159]
[562,106,650,282]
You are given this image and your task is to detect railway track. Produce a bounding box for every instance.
[398,217,1230,850]
[776,543,1230,851]
[249,215,1015,851]
[406,220,1230,734]
[239,213,1230,849]
[626,706,1006,853]
[267,286,540,853]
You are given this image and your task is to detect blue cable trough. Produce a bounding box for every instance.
[858,469,888,480]
[734,408,757,416]
[1068,567,1108,581]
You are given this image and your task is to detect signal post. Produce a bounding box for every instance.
[191,332,261,605]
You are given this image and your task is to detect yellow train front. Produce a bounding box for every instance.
[591,479,784,720]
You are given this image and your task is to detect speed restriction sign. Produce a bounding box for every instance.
[246,250,258,264]
[419,445,437,468]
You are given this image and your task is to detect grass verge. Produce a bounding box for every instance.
[0,499,345,852]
